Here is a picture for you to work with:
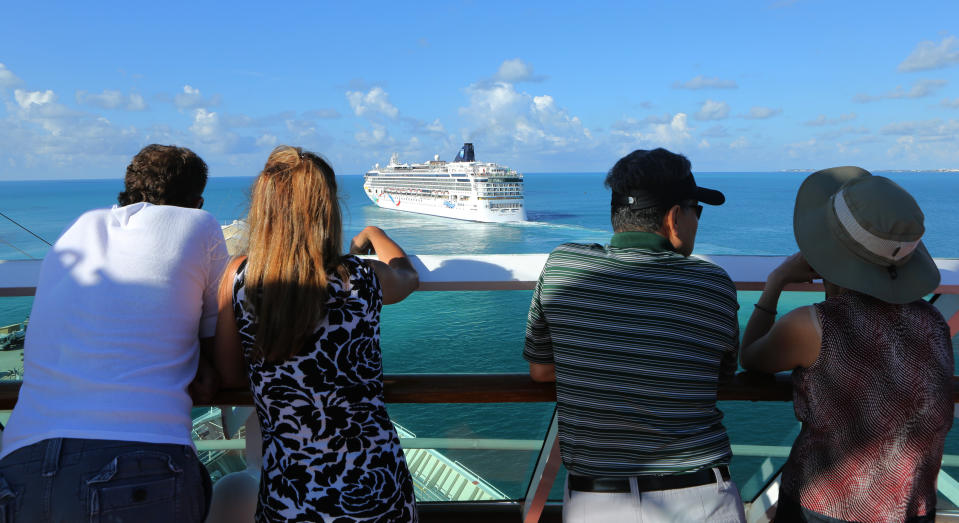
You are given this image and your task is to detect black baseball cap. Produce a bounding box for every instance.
[607,148,725,210]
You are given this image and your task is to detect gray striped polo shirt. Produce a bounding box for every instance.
[524,231,739,476]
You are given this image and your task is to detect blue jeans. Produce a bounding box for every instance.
[0,438,211,522]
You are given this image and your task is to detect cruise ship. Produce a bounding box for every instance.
[363,143,527,222]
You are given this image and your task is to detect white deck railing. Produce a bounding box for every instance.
[5,254,959,338]
[3,254,959,294]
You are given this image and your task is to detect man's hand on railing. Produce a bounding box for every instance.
[189,348,221,404]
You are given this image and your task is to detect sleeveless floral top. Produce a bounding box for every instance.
[232,256,418,522]
[781,292,953,522]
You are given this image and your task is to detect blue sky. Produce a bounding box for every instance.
[1,0,957,179]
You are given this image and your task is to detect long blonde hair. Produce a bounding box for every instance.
[244,145,347,361]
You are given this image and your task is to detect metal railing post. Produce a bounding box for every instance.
[522,406,561,523]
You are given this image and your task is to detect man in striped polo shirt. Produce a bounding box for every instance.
[524,148,745,522]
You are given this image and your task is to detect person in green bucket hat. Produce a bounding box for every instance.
[740,166,953,523]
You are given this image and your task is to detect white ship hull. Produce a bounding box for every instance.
[363,144,527,223]
[363,190,527,223]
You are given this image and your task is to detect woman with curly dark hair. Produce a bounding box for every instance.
[214,145,419,522]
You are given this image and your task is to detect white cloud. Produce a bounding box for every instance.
[425,118,445,133]
[346,87,399,118]
[128,94,147,111]
[853,79,947,102]
[76,89,147,111]
[874,119,959,167]
[880,118,959,137]
[694,99,730,121]
[744,106,781,119]
[256,134,278,147]
[285,118,317,138]
[699,125,729,138]
[610,113,691,148]
[611,115,672,129]
[886,130,959,162]
[355,123,392,147]
[303,108,341,119]
[493,58,544,83]
[0,63,22,88]
[14,89,56,109]
[187,108,251,154]
[942,98,959,109]
[672,75,738,90]
[459,81,591,153]
[816,126,870,140]
[786,138,820,159]
[843,135,881,145]
[804,113,857,126]
[898,36,959,72]
[729,137,749,149]
[221,111,298,128]
[3,88,141,163]
[190,108,219,138]
[174,85,220,109]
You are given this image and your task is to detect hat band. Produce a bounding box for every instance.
[612,192,670,210]
[832,189,920,264]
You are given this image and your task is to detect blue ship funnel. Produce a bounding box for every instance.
[454,143,475,162]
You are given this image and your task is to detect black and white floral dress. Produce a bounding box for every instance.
[232,256,418,522]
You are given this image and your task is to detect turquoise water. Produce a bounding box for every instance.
[2,172,959,499]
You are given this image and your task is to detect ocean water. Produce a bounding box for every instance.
[2,171,959,500]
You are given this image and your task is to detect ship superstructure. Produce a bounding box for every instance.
[363,143,527,223]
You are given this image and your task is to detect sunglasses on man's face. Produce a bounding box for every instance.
[686,204,703,219]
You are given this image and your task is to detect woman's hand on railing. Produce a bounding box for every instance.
[353,226,419,304]
[349,228,375,255]
[768,252,819,288]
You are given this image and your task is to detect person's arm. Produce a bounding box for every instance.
[212,255,249,389]
[718,320,739,383]
[189,337,220,404]
[740,253,822,373]
[190,221,230,402]
[529,363,556,383]
[350,226,419,304]
[523,267,556,382]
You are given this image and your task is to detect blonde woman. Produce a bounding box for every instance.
[214,146,419,522]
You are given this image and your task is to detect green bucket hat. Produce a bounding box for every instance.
[793,166,940,304]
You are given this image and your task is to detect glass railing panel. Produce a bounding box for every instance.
[0,297,30,382]
[937,422,959,513]
[541,401,802,503]
[380,291,534,374]
[722,400,799,501]
[189,402,557,503]
[388,402,556,501]
[191,406,249,484]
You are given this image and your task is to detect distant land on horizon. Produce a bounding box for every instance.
[778,168,959,174]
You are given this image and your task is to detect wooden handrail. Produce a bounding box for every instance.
[3,372,957,410]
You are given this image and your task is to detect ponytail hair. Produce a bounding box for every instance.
[244,145,347,361]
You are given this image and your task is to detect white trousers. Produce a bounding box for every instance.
[563,468,747,523]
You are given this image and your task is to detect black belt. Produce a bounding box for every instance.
[568,466,730,493]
